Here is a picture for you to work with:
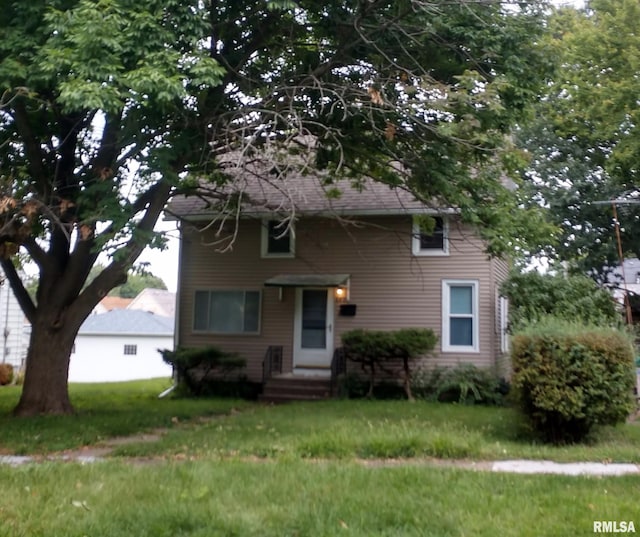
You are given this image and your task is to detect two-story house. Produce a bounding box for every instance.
[170,173,510,398]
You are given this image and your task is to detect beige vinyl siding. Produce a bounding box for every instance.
[178,216,500,381]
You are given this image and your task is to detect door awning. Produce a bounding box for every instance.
[264,274,350,288]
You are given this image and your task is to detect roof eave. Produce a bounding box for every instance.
[77,332,174,337]
[169,206,460,222]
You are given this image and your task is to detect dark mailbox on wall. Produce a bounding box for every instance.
[339,304,357,317]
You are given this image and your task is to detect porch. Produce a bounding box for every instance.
[260,345,346,402]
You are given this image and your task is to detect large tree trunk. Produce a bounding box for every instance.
[13,309,78,416]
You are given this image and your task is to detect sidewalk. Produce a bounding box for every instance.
[1,452,639,475]
[490,459,639,476]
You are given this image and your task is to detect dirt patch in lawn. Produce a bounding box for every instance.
[56,429,168,461]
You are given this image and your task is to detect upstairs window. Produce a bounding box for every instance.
[261,219,295,258]
[412,216,449,256]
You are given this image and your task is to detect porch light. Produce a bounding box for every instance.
[335,286,347,302]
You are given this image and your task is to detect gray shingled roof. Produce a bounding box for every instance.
[79,309,174,336]
[168,172,442,219]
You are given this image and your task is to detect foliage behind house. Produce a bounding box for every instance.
[501,271,620,330]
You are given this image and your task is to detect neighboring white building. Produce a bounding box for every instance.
[69,309,174,383]
[127,288,175,318]
[0,270,29,370]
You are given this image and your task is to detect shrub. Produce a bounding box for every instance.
[511,321,635,444]
[0,363,13,385]
[501,271,620,330]
[159,346,247,397]
[412,364,507,405]
[342,328,437,400]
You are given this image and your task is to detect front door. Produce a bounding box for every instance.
[293,288,334,372]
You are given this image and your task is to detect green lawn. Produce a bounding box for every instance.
[0,460,637,537]
[1,381,639,462]
[111,399,640,464]
[0,379,247,454]
[1,380,639,536]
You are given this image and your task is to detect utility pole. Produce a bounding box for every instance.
[593,198,640,325]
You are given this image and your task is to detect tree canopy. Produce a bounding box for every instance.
[0,0,552,415]
[518,0,640,279]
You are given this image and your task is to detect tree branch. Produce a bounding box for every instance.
[12,99,50,197]
[70,179,173,324]
[23,237,52,272]
[0,258,36,323]
[92,111,123,173]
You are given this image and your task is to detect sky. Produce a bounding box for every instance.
[136,219,181,293]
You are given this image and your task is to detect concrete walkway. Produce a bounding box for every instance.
[1,452,639,475]
[491,460,640,476]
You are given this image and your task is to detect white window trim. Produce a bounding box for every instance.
[499,296,510,354]
[261,219,295,258]
[412,216,449,256]
[192,290,262,335]
[442,279,479,353]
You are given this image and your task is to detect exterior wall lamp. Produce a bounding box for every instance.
[335,283,349,302]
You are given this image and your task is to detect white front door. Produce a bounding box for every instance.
[293,288,334,372]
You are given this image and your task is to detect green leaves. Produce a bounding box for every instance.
[265,0,296,11]
[501,271,620,330]
[519,1,640,272]
[34,0,224,114]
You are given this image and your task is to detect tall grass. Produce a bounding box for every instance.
[0,460,636,537]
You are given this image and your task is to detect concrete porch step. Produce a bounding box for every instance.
[260,375,332,402]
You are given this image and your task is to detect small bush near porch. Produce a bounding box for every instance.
[341,328,437,399]
[159,346,254,397]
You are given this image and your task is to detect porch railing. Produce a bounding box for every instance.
[330,346,347,396]
[262,345,283,383]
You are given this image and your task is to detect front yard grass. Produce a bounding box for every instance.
[1,380,639,462]
[0,379,247,454]
[113,399,640,464]
[0,459,637,537]
[1,381,639,536]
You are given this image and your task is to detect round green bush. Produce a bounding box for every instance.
[511,322,635,444]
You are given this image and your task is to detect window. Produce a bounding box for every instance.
[124,344,137,355]
[193,290,261,334]
[442,280,479,352]
[261,219,295,258]
[412,216,449,256]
